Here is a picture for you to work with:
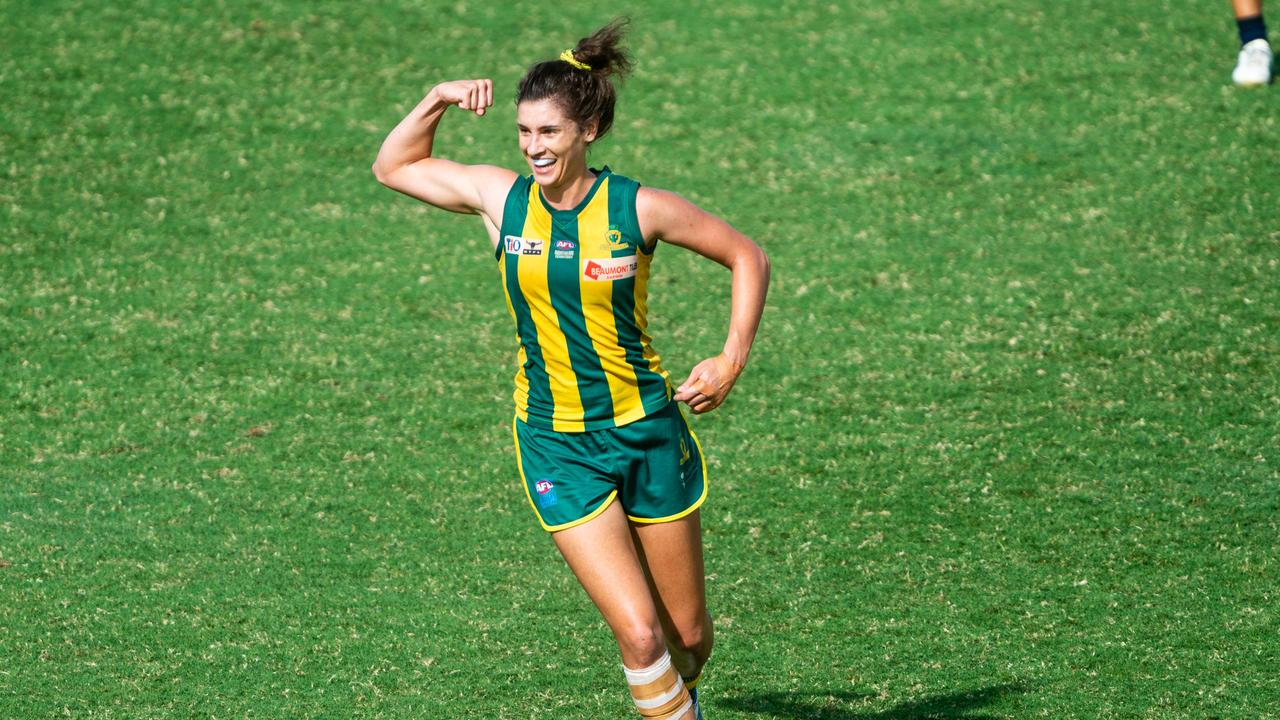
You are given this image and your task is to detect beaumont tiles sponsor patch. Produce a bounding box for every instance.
[582,255,638,282]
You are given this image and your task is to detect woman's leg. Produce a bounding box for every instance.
[1233,0,1263,19]
[554,502,696,718]
[630,511,714,682]
[553,501,667,667]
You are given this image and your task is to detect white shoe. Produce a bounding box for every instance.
[1233,38,1273,87]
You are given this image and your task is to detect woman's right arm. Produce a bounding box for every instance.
[372,79,516,218]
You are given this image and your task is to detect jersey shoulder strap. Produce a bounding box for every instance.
[600,169,652,256]
[497,175,535,258]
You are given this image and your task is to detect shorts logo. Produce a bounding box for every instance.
[554,240,575,260]
[535,479,558,507]
[583,255,638,282]
[679,437,691,465]
[504,236,544,256]
[605,225,628,251]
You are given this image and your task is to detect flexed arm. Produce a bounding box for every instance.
[637,187,771,414]
[372,79,515,217]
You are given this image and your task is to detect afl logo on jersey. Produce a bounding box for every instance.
[583,256,638,282]
[554,240,576,259]
[504,236,544,256]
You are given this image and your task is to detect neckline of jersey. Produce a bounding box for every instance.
[535,166,611,218]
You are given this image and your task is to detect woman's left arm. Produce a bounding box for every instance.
[637,187,771,414]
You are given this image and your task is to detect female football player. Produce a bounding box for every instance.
[372,19,769,720]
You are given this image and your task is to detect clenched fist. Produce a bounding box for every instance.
[673,353,744,414]
[431,79,493,116]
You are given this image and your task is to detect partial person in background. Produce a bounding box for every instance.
[1232,0,1273,86]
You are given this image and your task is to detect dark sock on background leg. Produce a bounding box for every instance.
[1238,15,1268,46]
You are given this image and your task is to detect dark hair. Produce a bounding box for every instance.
[515,18,633,143]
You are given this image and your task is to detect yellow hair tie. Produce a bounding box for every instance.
[559,49,591,71]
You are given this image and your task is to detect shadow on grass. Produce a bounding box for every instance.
[720,683,1025,720]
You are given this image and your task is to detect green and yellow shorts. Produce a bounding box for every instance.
[513,402,708,532]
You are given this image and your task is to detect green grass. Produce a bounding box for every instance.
[2,0,1277,718]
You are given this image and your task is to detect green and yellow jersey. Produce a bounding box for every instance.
[497,167,671,432]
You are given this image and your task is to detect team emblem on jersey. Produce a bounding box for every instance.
[504,236,544,256]
[605,225,628,251]
[583,256,638,282]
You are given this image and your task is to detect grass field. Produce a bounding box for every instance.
[3,0,1278,718]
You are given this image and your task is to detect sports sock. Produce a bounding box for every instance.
[1237,15,1268,46]
[687,687,703,720]
[682,670,704,719]
[623,652,695,719]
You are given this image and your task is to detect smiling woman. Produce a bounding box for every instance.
[372,18,769,720]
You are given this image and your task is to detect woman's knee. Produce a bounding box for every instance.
[675,607,716,653]
[668,611,714,657]
[614,622,667,666]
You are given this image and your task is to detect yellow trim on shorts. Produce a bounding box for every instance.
[546,490,617,533]
[512,415,619,533]
[626,405,709,525]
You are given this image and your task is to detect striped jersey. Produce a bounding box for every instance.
[497,167,671,432]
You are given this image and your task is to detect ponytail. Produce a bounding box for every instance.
[516,18,633,142]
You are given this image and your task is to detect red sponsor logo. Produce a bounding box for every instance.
[582,256,638,282]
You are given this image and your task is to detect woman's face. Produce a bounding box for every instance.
[516,97,597,190]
